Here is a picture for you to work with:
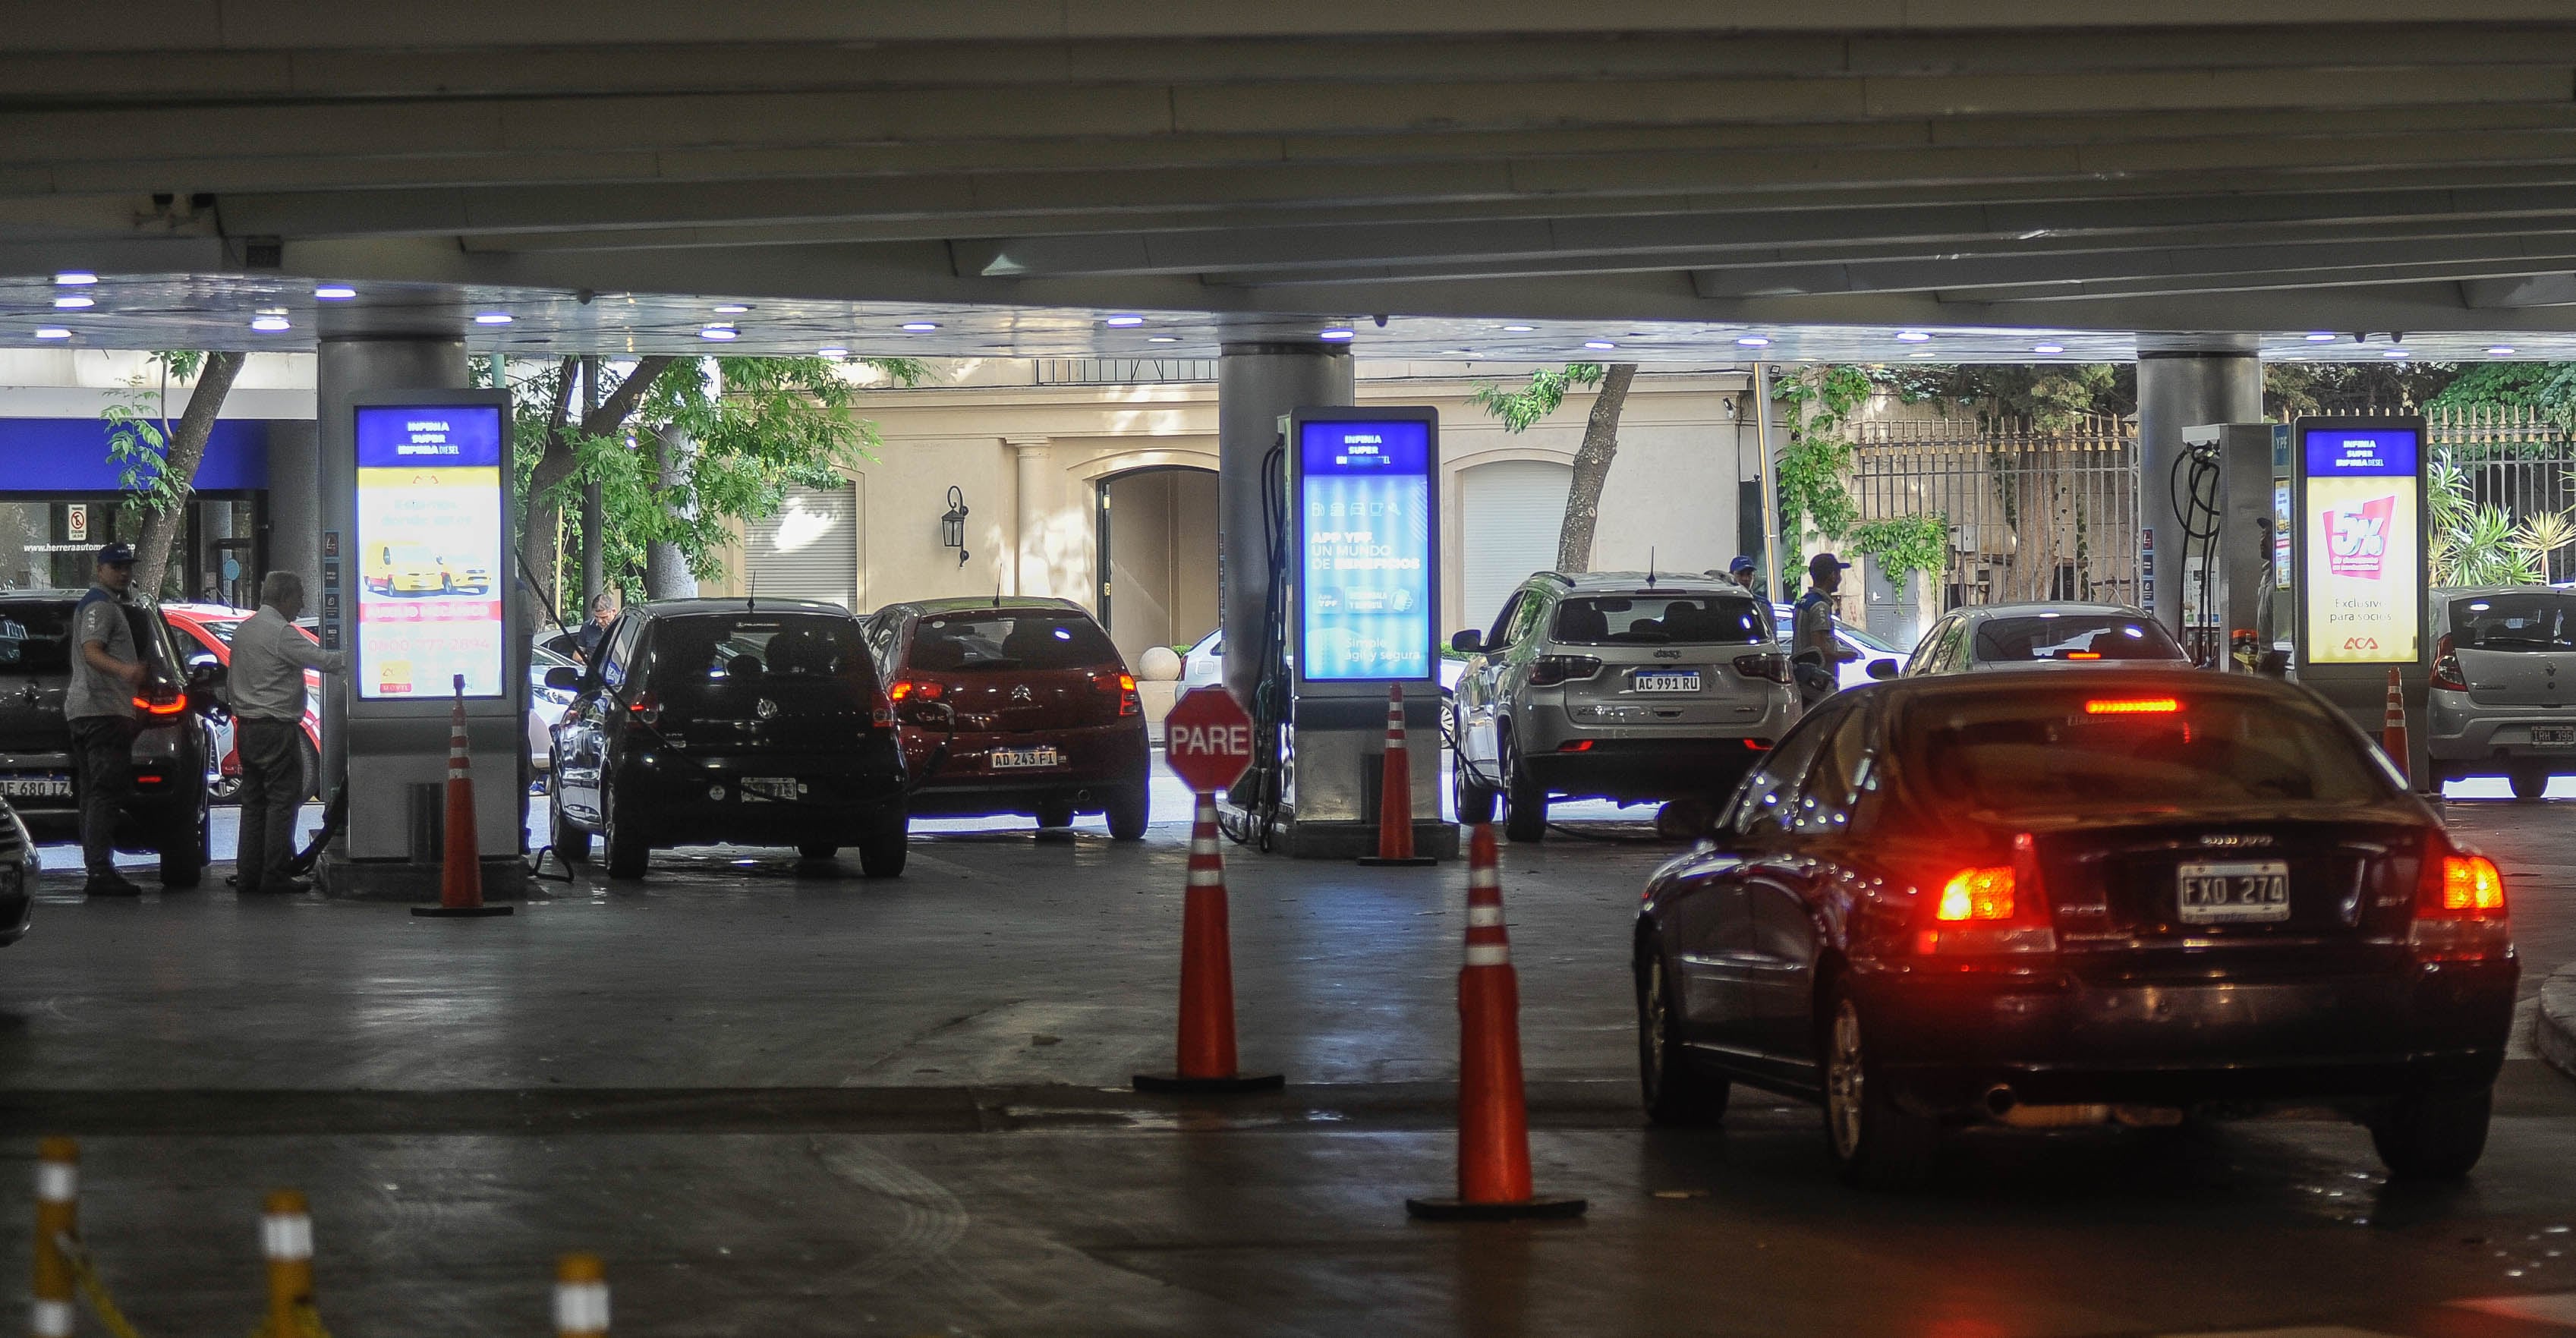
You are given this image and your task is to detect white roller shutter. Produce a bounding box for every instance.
[742,483,859,609]
[1460,460,1572,633]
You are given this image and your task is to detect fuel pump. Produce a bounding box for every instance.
[2175,423,2286,672]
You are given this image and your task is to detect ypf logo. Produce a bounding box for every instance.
[2326,496,2396,579]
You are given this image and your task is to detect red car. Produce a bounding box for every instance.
[162,603,323,801]
[865,597,1149,838]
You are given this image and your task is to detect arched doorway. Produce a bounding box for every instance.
[1096,466,1218,666]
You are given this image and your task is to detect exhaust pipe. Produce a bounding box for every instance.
[1981,1085,2114,1129]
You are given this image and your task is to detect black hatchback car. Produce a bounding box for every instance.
[1634,669,2515,1187]
[547,600,908,879]
[0,591,216,886]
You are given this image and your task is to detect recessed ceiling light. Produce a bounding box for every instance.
[250,315,291,332]
[2304,332,2336,342]
[1894,331,1932,342]
[713,304,751,314]
[1501,324,1536,332]
[1146,335,1179,342]
[1318,328,1356,341]
[1584,340,1616,350]
[2032,344,2064,354]
[474,312,513,325]
[2488,345,2517,355]
[313,285,357,300]
[699,325,738,341]
[899,321,939,332]
[53,296,93,310]
[1737,336,1770,347]
[816,347,848,357]
[1104,315,1146,327]
[52,272,96,286]
[33,328,71,339]
[1907,351,1935,358]
[2383,349,2410,359]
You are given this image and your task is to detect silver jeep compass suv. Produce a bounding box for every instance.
[1450,571,1799,841]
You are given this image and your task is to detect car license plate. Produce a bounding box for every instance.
[2177,860,2291,924]
[740,776,804,802]
[991,746,1062,770]
[0,774,71,799]
[1633,671,1701,693]
[2533,725,2576,747]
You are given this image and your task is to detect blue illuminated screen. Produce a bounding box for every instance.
[1299,419,1432,682]
[2303,428,2418,478]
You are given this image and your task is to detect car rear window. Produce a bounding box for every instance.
[1551,595,1766,646]
[1971,613,2185,663]
[0,606,74,671]
[907,612,1121,671]
[2448,593,2576,651]
[648,615,877,692]
[1900,688,2393,821]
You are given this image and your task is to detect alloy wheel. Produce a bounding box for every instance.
[1828,997,1866,1160]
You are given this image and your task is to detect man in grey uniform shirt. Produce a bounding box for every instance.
[228,571,345,893]
[66,543,146,896]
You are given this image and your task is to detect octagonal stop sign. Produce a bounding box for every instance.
[1163,686,1257,793]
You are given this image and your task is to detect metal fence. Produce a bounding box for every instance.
[1031,358,1220,386]
[1850,414,2140,609]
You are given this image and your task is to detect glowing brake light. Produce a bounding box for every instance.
[889,678,943,702]
[2411,839,2511,960]
[2062,651,2102,660]
[2083,697,2179,715]
[2439,854,2506,914]
[1935,866,2015,921]
[133,685,187,716]
[1916,834,2055,958]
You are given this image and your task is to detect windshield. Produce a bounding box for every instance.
[1972,613,2185,663]
[1551,595,1766,646]
[909,612,1122,672]
[648,615,877,692]
[1901,688,2393,821]
[2449,593,2576,651]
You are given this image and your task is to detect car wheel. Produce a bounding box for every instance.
[1104,775,1149,842]
[1453,736,1499,825]
[1822,984,1938,1190]
[2370,1085,2493,1179]
[1034,799,1075,830]
[1501,729,1547,843]
[602,786,650,879]
[158,795,207,889]
[859,805,909,877]
[550,784,590,864]
[1638,947,1727,1125]
[299,735,322,801]
[2509,767,2551,801]
[796,842,839,861]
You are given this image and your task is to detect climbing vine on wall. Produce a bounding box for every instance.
[1768,365,1874,587]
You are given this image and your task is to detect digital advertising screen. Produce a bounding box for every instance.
[2298,423,2423,666]
[353,404,508,700]
[1296,414,1434,684]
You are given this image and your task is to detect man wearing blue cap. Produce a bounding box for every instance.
[66,543,146,896]
[1724,554,1759,593]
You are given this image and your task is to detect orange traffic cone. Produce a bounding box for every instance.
[1359,684,1435,867]
[415,674,512,918]
[555,1253,609,1338]
[1133,792,1282,1094]
[2382,667,2413,789]
[1406,823,1586,1220]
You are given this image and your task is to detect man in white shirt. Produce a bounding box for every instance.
[228,571,345,893]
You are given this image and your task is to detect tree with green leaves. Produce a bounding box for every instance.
[102,349,248,599]
[1466,362,1637,571]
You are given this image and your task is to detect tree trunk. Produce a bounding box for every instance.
[1555,363,1636,572]
[644,422,697,599]
[133,351,247,599]
[519,354,679,625]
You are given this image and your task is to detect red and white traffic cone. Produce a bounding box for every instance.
[1360,683,1435,867]
[2382,667,2414,789]
[415,674,512,918]
[1406,823,1586,1220]
[30,1138,76,1338]
[1134,793,1282,1094]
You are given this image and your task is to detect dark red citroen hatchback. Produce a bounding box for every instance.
[866,597,1150,838]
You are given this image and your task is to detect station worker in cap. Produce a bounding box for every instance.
[65,543,146,896]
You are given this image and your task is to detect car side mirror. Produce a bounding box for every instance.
[186,659,223,688]
[544,666,581,691]
[1450,629,1483,654]
[1866,658,1900,681]
[1838,647,1862,663]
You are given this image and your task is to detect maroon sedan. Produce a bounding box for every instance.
[866,597,1149,838]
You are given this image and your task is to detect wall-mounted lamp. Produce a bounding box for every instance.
[940,485,970,567]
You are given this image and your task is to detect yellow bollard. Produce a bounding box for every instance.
[30,1138,76,1338]
[260,1190,313,1338]
[554,1254,608,1338]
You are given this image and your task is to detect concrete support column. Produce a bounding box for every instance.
[1009,436,1051,600]
[644,423,695,600]
[2136,335,2263,650]
[263,418,320,601]
[1217,342,1353,705]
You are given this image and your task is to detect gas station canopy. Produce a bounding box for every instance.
[14,5,2576,357]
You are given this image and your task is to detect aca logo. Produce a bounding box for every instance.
[2326,496,2396,579]
[2344,636,2381,651]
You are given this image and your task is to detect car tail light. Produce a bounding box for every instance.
[1731,652,1791,683]
[1916,833,2057,957]
[2063,651,2103,660]
[626,689,661,727]
[1557,738,1595,752]
[2431,634,2467,691]
[2411,838,2511,960]
[132,683,187,717]
[1526,655,1601,687]
[1091,671,1142,716]
[2083,697,2179,715]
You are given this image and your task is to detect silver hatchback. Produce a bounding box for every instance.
[1450,572,1799,841]
[2428,586,2576,798]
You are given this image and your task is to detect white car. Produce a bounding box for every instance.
[1179,628,1466,697]
[1769,603,1915,689]
[1901,602,2189,676]
[528,644,580,772]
